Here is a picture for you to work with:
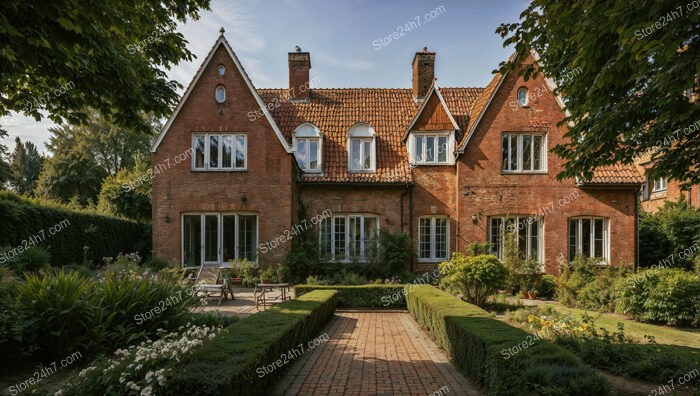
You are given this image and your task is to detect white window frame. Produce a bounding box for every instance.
[488,215,544,264]
[418,216,450,262]
[215,85,226,103]
[292,123,323,173]
[410,131,454,165]
[319,214,379,262]
[501,133,547,173]
[192,133,247,171]
[517,87,529,107]
[568,217,609,263]
[652,177,667,192]
[180,212,259,266]
[347,123,376,172]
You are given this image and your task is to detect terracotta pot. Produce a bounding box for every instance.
[519,291,528,298]
[527,292,537,299]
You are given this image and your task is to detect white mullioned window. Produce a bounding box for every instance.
[652,177,667,192]
[293,124,322,172]
[418,217,449,261]
[348,123,376,172]
[413,133,450,165]
[501,133,546,172]
[568,217,609,262]
[182,213,258,266]
[488,216,543,263]
[319,215,379,261]
[193,133,246,171]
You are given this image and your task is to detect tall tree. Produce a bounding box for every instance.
[0,0,209,133]
[9,137,44,195]
[0,128,9,188]
[497,0,700,184]
[35,111,156,205]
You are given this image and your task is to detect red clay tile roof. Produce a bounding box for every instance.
[258,88,481,184]
[580,164,644,185]
[458,72,504,149]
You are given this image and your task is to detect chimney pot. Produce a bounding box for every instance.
[412,48,435,101]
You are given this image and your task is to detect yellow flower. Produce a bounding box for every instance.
[528,314,536,323]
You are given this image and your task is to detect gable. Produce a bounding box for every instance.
[150,35,291,153]
[412,91,455,131]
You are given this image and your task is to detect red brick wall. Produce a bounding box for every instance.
[456,58,638,274]
[151,45,295,268]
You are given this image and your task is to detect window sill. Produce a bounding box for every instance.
[418,258,448,263]
[191,168,248,172]
[501,171,548,175]
[348,169,377,174]
[412,162,453,166]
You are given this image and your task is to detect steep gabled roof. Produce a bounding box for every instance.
[578,164,645,186]
[402,81,460,141]
[150,34,291,153]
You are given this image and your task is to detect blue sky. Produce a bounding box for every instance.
[1,0,527,153]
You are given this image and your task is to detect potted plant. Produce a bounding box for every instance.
[527,288,538,299]
[228,261,243,285]
[260,267,276,284]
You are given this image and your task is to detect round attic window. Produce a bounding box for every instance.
[217,65,226,76]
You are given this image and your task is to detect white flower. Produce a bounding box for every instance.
[140,386,153,396]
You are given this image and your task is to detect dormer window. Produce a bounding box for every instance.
[293,123,322,172]
[411,132,453,165]
[215,86,226,103]
[347,123,376,172]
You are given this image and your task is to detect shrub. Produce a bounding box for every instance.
[538,274,557,300]
[640,200,700,270]
[405,285,610,395]
[617,268,700,327]
[0,191,150,266]
[295,284,407,308]
[58,324,223,396]
[556,254,597,307]
[144,255,170,271]
[576,266,630,311]
[0,245,50,275]
[0,281,36,371]
[165,290,337,395]
[375,229,413,275]
[439,253,507,306]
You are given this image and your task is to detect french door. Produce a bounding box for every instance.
[182,213,258,266]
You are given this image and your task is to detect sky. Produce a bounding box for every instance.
[0,0,528,154]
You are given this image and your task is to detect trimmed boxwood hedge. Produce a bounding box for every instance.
[165,289,338,395]
[294,284,406,308]
[0,193,150,266]
[406,285,610,396]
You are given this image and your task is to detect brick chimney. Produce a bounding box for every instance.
[288,46,311,101]
[412,47,435,101]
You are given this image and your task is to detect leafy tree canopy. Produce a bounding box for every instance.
[0,128,9,187]
[9,137,44,195]
[97,156,152,222]
[497,0,700,184]
[0,0,210,133]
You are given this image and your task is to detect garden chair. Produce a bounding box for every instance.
[193,267,234,305]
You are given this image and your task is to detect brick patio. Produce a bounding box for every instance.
[272,311,481,396]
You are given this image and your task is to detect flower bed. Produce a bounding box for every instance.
[405,285,610,395]
[294,284,406,308]
[164,289,338,395]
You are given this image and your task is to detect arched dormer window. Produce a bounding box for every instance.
[293,123,322,172]
[347,123,376,172]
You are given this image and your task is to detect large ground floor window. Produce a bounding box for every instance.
[568,217,608,262]
[182,213,257,266]
[418,217,449,261]
[319,214,378,261]
[489,215,543,262]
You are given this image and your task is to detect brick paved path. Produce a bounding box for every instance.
[272,311,481,396]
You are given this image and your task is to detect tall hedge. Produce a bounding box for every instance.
[0,192,150,266]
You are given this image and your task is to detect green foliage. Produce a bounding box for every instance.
[500,229,539,293]
[576,266,631,311]
[0,1,210,134]
[97,156,151,221]
[468,241,491,255]
[639,201,700,269]
[538,274,557,300]
[9,137,44,195]
[36,112,157,205]
[143,255,170,271]
[0,191,150,266]
[0,280,36,370]
[0,128,9,188]
[405,285,610,395]
[617,268,700,327]
[556,254,598,307]
[282,205,320,283]
[165,290,337,395]
[295,284,407,308]
[0,244,50,275]
[639,211,673,268]
[376,228,413,274]
[439,253,507,306]
[497,0,700,185]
